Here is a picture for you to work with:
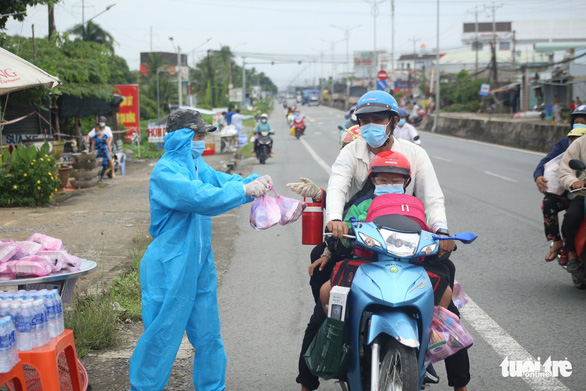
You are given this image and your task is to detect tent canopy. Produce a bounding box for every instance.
[0,47,61,96]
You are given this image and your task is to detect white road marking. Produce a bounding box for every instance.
[431,155,452,162]
[462,299,570,391]
[421,130,545,156]
[300,138,331,175]
[484,170,518,182]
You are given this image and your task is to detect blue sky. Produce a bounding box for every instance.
[4,0,584,88]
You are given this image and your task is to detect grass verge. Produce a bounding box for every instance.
[64,233,150,357]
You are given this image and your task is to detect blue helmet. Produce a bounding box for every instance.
[355,91,399,118]
[397,109,408,118]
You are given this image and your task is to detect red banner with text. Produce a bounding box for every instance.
[114,84,140,142]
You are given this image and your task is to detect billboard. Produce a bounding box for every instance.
[114,84,140,141]
[229,88,242,102]
[147,123,166,143]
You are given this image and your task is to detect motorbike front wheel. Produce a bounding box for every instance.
[378,339,418,391]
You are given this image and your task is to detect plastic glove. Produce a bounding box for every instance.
[244,181,268,198]
[258,175,273,188]
[286,177,322,200]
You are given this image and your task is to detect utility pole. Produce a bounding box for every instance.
[241,57,246,109]
[331,25,361,102]
[47,4,55,39]
[366,0,385,87]
[408,37,420,98]
[390,0,395,71]
[150,26,153,52]
[486,1,503,85]
[467,6,482,78]
[432,0,440,133]
[177,46,182,107]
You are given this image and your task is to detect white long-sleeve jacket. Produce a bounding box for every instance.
[325,137,448,232]
[559,135,586,197]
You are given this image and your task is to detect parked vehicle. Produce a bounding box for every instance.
[347,86,368,107]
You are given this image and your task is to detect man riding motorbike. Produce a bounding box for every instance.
[557,105,586,272]
[394,109,421,145]
[253,113,274,157]
[294,90,469,391]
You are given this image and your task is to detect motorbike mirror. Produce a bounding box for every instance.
[338,126,343,131]
[569,159,586,171]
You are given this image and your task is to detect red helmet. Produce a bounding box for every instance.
[368,150,411,187]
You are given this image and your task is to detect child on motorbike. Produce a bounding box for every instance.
[316,151,454,316]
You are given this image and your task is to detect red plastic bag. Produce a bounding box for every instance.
[250,193,281,230]
[426,306,473,364]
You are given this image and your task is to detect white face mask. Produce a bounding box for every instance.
[98,122,106,127]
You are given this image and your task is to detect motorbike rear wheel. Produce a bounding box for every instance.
[378,339,418,391]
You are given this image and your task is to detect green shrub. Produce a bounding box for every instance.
[0,143,62,207]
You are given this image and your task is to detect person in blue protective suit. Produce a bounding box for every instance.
[129,109,272,391]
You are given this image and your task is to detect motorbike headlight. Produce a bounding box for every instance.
[358,232,383,249]
[261,131,269,136]
[378,229,420,257]
[419,243,437,256]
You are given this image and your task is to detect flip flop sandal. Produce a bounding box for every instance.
[545,246,562,262]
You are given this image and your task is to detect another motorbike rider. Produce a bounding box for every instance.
[318,151,454,315]
[295,91,469,391]
[394,108,421,145]
[128,109,272,391]
[253,113,274,156]
[533,106,586,263]
[557,105,586,273]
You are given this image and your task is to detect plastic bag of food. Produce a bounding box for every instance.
[452,280,469,310]
[12,241,42,260]
[0,243,17,263]
[250,194,281,230]
[275,193,305,225]
[26,233,63,251]
[5,259,52,277]
[426,306,474,364]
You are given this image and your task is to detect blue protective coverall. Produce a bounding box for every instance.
[129,128,259,391]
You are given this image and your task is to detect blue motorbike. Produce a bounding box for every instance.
[333,214,476,391]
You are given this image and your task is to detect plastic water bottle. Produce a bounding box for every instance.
[33,296,49,347]
[51,290,64,336]
[0,317,13,373]
[6,317,17,369]
[13,302,32,351]
[43,292,58,338]
[0,302,11,319]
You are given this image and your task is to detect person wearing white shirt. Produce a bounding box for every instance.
[86,116,115,179]
[230,109,254,133]
[394,109,421,145]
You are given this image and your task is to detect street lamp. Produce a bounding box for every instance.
[330,24,361,98]
[320,38,344,99]
[82,4,115,38]
[169,37,182,107]
[156,68,170,121]
[365,0,384,86]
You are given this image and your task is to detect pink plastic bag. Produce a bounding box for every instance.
[63,253,82,271]
[426,306,474,364]
[25,254,62,272]
[250,193,281,230]
[452,280,469,310]
[5,259,52,277]
[38,250,69,272]
[12,241,42,260]
[0,243,17,263]
[276,193,306,225]
[26,233,63,251]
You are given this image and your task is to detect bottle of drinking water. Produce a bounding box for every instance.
[43,292,58,338]
[13,302,32,351]
[33,296,49,347]
[6,317,17,369]
[0,317,13,373]
[51,290,64,336]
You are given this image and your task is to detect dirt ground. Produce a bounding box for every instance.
[0,151,252,391]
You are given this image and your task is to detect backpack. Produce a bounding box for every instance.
[364,193,429,231]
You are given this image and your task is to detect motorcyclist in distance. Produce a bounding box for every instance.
[253,113,274,157]
[394,109,421,145]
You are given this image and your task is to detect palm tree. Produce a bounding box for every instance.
[69,21,115,54]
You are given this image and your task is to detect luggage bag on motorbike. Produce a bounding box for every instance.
[303,317,350,380]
